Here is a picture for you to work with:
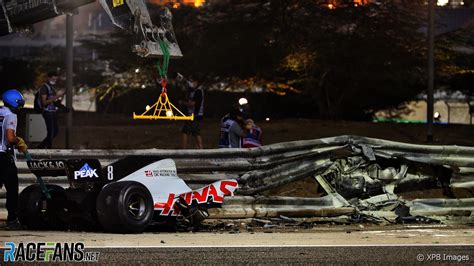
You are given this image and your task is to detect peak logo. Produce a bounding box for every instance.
[3,242,99,262]
[74,163,98,180]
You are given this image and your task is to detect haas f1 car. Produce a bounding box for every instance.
[20,157,238,233]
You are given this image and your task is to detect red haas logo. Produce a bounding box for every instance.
[144,170,153,177]
[154,180,238,216]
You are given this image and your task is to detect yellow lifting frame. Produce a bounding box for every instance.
[133,39,192,121]
[133,91,194,121]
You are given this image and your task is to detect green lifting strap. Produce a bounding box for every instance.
[156,40,170,79]
[134,38,194,121]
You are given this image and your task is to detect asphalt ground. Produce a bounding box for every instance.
[77,246,474,264]
[1,225,473,264]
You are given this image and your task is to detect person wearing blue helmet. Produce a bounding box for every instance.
[1,89,28,230]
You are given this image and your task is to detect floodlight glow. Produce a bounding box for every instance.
[437,0,448,6]
[146,105,151,111]
[135,68,140,73]
[266,117,270,122]
[239,98,248,106]
[166,110,173,117]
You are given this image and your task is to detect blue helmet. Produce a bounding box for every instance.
[2,89,25,110]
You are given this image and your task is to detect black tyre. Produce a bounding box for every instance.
[18,184,66,230]
[96,181,153,233]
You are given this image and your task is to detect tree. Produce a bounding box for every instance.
[435,22,474,97]
[0,45,66,94]
[0,59,36,93]
[172,0,428,119]
[81,0,472,120]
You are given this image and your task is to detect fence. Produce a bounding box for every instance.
[1,135,474,219]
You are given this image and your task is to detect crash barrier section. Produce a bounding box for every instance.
[1,135,474,219]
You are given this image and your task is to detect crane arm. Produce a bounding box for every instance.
[0,0,182,58]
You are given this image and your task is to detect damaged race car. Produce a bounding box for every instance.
[19,157,238,233]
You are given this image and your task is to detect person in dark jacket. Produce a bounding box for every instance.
[37,71,64,149]
[181,76,204,149]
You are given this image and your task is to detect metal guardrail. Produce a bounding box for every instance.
[1,135,474,219]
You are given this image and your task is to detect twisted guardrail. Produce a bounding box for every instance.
[1,135,473,219]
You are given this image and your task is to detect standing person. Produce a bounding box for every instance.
[219,109,246,148]
[0,89,27,229]
[181,76,204,149]
[37,71,64,149]
[242,119,263,148]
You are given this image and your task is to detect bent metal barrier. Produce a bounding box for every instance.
[1,135,474,221]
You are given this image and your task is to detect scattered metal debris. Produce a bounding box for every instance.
[237,136,474,225]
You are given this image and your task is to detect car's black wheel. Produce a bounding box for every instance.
[96,181,154,233]
[18,184,66,230]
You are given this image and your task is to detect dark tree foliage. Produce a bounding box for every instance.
[301,2,427,119]
[172,0,428,119]
[0,46,68,95]
[80,0,471,119]
[435,24,474,97]
[0,59,37,94]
